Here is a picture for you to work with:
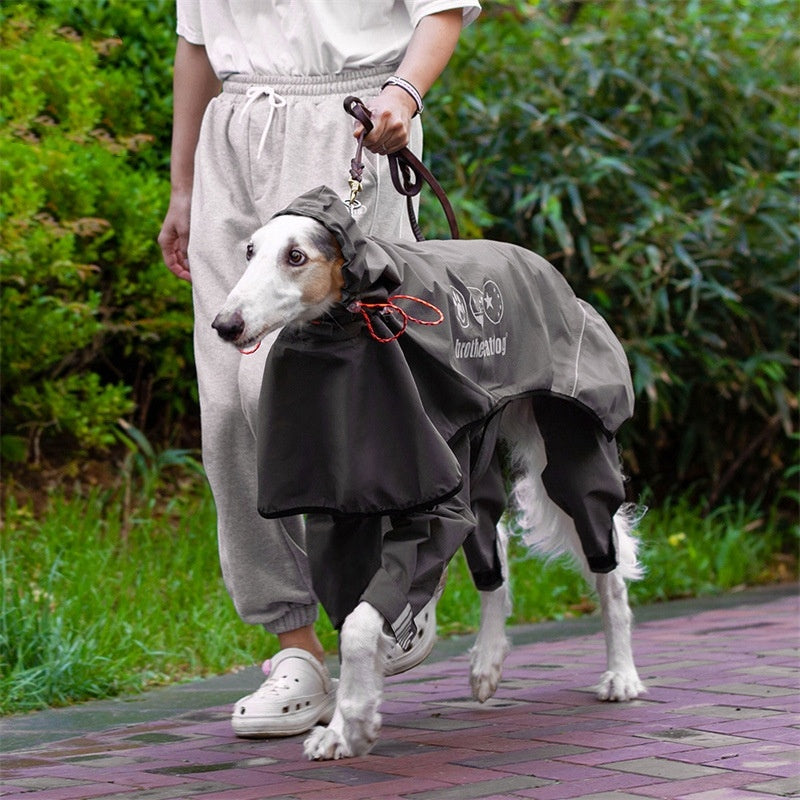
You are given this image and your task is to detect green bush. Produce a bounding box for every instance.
[426,0,798,504]
[0,3,193,463]
[23,0,178,168]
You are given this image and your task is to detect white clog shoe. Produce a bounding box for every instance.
[232,648,336,738]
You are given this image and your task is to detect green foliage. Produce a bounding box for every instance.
[0,477,340,714]
[22,0,178,167]
[15,374,133,452]
[426,0,798,503]
[0,3,193,463]
[627,495,796,601]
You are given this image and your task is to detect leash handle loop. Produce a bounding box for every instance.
[342,95,460,241]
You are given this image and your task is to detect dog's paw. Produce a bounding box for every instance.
[304,725,352,761]
[303,711,381,760]
[595,669,646,702]
[469,636,510,703]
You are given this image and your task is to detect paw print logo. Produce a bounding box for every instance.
[452,288,470,328]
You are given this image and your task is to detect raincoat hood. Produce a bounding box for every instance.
[273,184,402,304]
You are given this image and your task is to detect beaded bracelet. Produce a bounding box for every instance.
[381,76,424,116]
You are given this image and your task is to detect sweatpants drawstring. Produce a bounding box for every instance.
[239,85,287,159]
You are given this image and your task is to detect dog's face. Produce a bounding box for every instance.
[212,214,344,351]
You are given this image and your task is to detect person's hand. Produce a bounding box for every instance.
[158,189,192,282]
[355,85,418,155]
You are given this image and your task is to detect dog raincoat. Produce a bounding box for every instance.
[256,186,634,643]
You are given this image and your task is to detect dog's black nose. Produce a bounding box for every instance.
[212,311,245,342]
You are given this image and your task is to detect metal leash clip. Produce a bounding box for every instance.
[345,177,363,213]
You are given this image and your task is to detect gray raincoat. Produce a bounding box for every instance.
[256,186,634,645]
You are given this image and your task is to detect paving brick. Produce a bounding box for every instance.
[678,790,787,800]
[0,786,132,800]
[557,740,691,766]
[706,748,800,778]
[0,776,92,790]
[501,758,610,780]
[640,729,758,748]
[603,756,726,780]
[665,741,783,766]
[703,683,798,698]
[744,776,800,796]
[630,770,771,798]
[452,743,591,768]
[670,704,781,720]
[542,792,654,800]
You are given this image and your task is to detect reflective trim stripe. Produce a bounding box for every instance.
[389,603,417,651]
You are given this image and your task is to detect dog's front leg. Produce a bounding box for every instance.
[304,602,389,760]
[594,570,645,701]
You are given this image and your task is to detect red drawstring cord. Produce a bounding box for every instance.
[240,295,443,351]
[348,294,444,343]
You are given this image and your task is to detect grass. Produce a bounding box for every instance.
[1,474,795,715]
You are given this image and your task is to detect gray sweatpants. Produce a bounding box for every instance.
[189,67,422,633]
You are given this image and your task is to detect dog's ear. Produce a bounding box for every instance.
[309,224,345,296]
[310,226,343,264]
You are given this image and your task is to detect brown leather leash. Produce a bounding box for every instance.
[343,95,460,241]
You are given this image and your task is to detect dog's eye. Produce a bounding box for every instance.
[246,242,254,261]
[288,249,307,266]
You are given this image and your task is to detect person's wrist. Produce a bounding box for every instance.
[381,76,424,116]
[380,87,416,122]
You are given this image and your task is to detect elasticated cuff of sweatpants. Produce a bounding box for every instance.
[263,603,318,635]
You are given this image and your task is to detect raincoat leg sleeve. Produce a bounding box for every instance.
[303,436,505,647]
[461,447,506,591]
[360,434,507,648]
[359,493,476,650]
[305,514,383,631]
[532,395,625,573]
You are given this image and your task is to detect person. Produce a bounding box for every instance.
[158,0,481,738]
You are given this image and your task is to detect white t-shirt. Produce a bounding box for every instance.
[176,0,481,79]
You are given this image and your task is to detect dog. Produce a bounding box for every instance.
[212,186,646,761]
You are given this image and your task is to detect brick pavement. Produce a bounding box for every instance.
[2,586,798,800]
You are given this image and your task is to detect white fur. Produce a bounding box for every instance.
[469,522,512,702]
[215,214,646,761]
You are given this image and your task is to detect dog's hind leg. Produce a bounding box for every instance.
[592,510,646,701]
[515,397,646,701]
[304,602,389,760]
[469,522,512,702]
[592,507,646,701]
[594,567,645,701]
